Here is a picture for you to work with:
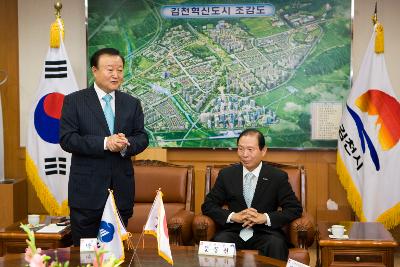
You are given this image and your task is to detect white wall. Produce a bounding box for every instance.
[18,0,400,145]
[353,0,400,93]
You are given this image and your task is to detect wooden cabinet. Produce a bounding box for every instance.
[317,222,398,267]
[0,179,27,228]
[322,247,392,267]
[0,216,72,256]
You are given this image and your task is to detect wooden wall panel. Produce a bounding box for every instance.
[0,0,23,180]
[328,163,348,206]
[160,148,349,223]
[0,0,28,225]
[26,146,352,224]
[305,152,325,217]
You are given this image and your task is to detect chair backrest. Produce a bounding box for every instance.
[205,162,306,208]
[127,160,194,233]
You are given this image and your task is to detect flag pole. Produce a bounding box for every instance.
[371,2,384,54]
[371,1,377,25]
[132,188,162,248]
[54,1,62,19]
[50,1,64,48]
[128,188,163,266]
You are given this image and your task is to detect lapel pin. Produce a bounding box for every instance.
[262,177,269,181]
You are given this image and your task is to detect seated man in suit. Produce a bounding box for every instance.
[202,129,303,261]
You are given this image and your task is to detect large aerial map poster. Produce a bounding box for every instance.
[88,0,351,148]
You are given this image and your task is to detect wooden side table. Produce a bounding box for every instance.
[0,179,27,228]
[317,221,398,267]
[0,216,72,256]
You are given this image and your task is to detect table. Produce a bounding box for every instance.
[0,246,287,267]
[0,216,72,256]
[317,221,398,267]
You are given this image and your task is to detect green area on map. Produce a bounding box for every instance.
[88,0,351,148]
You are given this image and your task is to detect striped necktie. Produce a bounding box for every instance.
[102,94,114,134]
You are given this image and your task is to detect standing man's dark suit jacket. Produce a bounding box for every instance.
[202,162,302,242]
[59,86,148,211]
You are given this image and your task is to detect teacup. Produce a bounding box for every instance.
[329,224,346,237]
[28,214,40,226]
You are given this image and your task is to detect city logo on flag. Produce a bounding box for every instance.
[98,220,115,243]
[355,89,400,151]
[345,89,400,171]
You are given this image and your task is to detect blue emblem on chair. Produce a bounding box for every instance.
[98,220,115,243]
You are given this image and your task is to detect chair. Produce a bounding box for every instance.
[192,162,315,265]
[127,160,195,246]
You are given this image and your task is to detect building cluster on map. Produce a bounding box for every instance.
[199,96,278,129]
[126,9,323,134]
[283,13,316,27]
[209,21,251,53]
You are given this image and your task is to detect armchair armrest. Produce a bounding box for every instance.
[288,248,310,265]
[192,214,217,244]
[289,211,315,248]
[168,210,195,245]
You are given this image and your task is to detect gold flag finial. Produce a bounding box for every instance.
[371,2,378,25]
[50,1,65,48]
[54,1,62,18]
[372,2,384,54]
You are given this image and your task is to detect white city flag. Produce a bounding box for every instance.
[98,191,129,261]
[26,19,78,215]
[337,22,400,229]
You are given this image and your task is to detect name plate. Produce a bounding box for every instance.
[198,241,236,257]
[80,238,98,252]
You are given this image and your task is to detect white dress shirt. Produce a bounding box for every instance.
[94,83,116,113]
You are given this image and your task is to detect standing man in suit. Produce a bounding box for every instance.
[60,48,148,246]
[202,129,302,260]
